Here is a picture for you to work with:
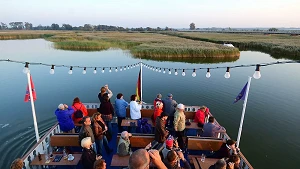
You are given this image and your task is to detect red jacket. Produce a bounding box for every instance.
[72,102,88,124]
[194,108,210,124]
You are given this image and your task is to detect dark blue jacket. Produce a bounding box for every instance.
[162,98,178,116]
[55,107,75,132]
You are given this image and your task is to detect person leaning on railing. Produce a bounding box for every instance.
[202,116,226,138]
[55,103,75,133]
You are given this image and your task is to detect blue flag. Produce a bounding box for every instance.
[233,82,248,103]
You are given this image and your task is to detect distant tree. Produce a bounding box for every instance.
[62,24,73,30]
[51,23,60,30]
[268,28,278,31]
[24,22,33,30]
[189,23,196,30]
[1,22,8,29]
[157,27,161,31]
[146,27,153,31]
[9,22,24,29]
[83,24,93,31]
[165,26,169,31]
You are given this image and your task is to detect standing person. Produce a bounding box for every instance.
[162,93,178,129]
[92,112,113,156]
[98,84,113,104]
[55,104,75,133]
[173,104,186,150]
[129,94,142,120]
[194,106,210,128]
[202,117,226,138]
[79,116,97,153]
[153,93,162,108]
[72,97,88,132]
[99,94,114,136]
[115,93,129,132]
[81,137,102,169]
[155,112,169,143]
[153,101,163,125]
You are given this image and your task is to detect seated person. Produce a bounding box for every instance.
[81,137,102,169]
[209,159,234,169]
[214,140,240,159]
[129,149,167,169]
[226,155,240,169]
[163,150,191,169]
[194,106,210,128]
[202,117,226,138]
[117,131,132,156]
[162,138,180,159]
[155,112,169,143]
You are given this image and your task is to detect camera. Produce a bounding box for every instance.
[146,140,164,152]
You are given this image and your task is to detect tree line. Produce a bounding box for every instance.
[0,22,175,31]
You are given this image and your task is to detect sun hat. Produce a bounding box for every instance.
[177,104,185,110]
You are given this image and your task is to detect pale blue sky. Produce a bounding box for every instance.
[0,0,299,28]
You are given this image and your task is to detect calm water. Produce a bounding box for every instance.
[0,39,300,169]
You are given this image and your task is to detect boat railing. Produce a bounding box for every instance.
[21,123,61,169]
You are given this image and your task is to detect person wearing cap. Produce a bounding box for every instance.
[117,131,132,156]
[155,112,169,143]
[161,138,180,159]
[173,104,186,150]
[55,103,75,133]
[162,93,178,129]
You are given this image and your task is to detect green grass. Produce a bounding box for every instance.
[54,41,111,51]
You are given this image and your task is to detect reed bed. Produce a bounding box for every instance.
[54,41,111,51]
[166,32,300,59]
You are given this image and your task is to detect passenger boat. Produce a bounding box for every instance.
[21,103,254,169]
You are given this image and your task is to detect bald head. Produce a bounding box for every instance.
[129,149,150,169]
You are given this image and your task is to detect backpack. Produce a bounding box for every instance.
[74,105,83,118]
[137,119,152,134]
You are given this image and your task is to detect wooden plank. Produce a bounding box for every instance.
[50,135,80,147]
[185,122,202,129]
[196,158,218,169]
[187,138,224,151]
[30,154,81,166]
[121,119,154,127]
[192,157,200,169]
[116,135,155,148]
[110,154,130,166]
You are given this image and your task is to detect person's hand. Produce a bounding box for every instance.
[96,155,102,160]
[177,151,184,160]
[228,162,234,169]
[104,84,108,90]
[64,104,68,108]
[174,140,179,148]
[148,149,162,166]
[145,143,151,150]
[139,101,143,105]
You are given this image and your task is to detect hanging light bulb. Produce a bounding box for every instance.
[155,67,158,72]
[115,67,118,72]
[128,65,130,69]
[109,67,112,72]
[224,67,230,79]
[82,67,87,74]
[124,66,126,71]
[120,67,123,71]
[159,68,161,73]
[182,69,186,76]
[130,65,133,69]
[253,64,261,79]
[206,68,211,78]
[68,66,73,74]
[168,69,171,74]
[49,65,55,74]
[23,62,29,74]
[163,68,166,74]
[102,68,105,73]
[192,69,196,77]
[93,67,97,74]
[153,67,155,71]
[174,69,178,75]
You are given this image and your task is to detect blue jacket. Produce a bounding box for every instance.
[202,122,226,137]
[162,98,178,116]
[55,107,75,132]
[115,99,129,117]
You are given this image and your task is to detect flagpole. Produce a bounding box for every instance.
[140,61,143,102]
[236,76,252,147]
[27,71,40,142]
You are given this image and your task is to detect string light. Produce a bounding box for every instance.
[182,69,186,76]
[192,69,196,77]
[23,62,29,74]
[224,67,230,79]
[109,67,112,73]
[159,68,161,73]
[68,66,73,75]
[206,68,211,78]
[253,64,261,79]
[163,68,166,74]
[82,67,87,74]
[174,69,178,75]
[50,65,55,74]
[168,69,171,74]
[155,67,158,72]
[102,68,105,73]
[120,67,123,71]
[124,66,126,71]
[115,67,118,72]
[93,67,97,74]
[128,65,130,69]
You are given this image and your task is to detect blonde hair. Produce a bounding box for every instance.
[10,158,23,169]
[92,112,101,121]
[81,137,92,148]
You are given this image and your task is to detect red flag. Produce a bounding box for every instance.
[24,75,37,102]
[136,68,141,101]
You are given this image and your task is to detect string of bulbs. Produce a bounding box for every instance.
[0,59,299,80]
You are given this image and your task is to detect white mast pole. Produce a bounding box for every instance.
[27,71,40,142]
[236,76,252,148]
[140,61,143,102]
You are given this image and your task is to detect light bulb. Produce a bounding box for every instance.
[82,67,86,74]
[68,66,73,75]
[159,68,161,73]
[206,68,211,78]
[163,69,166,74]
[174,69,178,75]
[93,68,97,74]
[168,69,171,74]
[49,65,55,74]
[253,64,261,79]
[155,68,158,72]
[109,67,112,72]
[120,67,123,71]
[115,67,118,72]
[182,69,185,76]
[23,62,29,74]
[224,67,230,79]
[192,69,196,77]
[153,67,155,71]
[124,67,126,70]
[102,68,105,73]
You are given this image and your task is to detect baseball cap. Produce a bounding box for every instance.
[177,104,185,110]
[167,93,173,97]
